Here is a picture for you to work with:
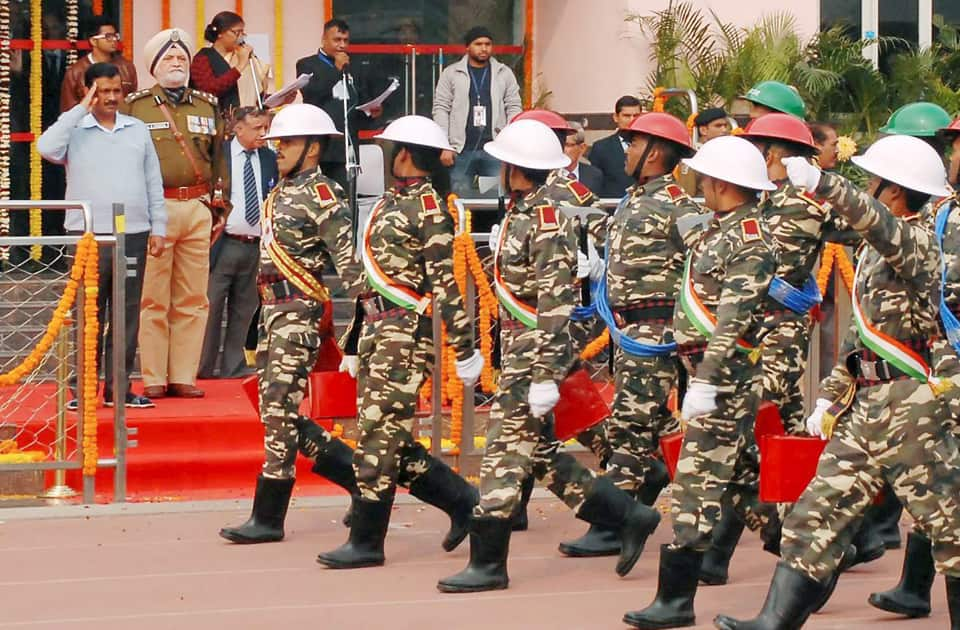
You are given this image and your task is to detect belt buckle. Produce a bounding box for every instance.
[859,358,879,381]
[177,186,189,201]
[260,283,275,302]
[362,297,380,318]
[614,311,625,327]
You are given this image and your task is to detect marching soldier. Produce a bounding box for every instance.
[126,28,223,400]
[715,135,960,629]
[437,119,661,594]
[559,113,700,559]
[698,114,864,585]
[622,136,780,629]
[743,80,806,120]
[219,104,362,543]
[316,116,483,569]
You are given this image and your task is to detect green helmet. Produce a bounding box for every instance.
[743,81,806,119]
[879,102,953,137]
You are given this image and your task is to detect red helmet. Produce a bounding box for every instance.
[510,109,574,133]
[939,117,960,137]
[624,112,694,156]
[741,113,817,149]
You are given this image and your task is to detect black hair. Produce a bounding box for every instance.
[658,140,685,172]
[234,106,268,123]
[85,15,117,40]
[754,139,818,160]
[389,143,452,200]
[204,11,244,44]
[324,18,350,33]
[921,135,946,157]
[808,122,836,145]
[515,166,550,187]
[84,62,120,88]
[904,186,932,212]
[614,95,641,114]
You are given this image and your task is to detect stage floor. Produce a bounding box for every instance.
[0,493,948,629]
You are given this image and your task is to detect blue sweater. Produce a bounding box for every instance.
[37,105,166,236]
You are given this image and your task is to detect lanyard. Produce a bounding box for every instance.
[469,64,489,104]
[317,51,335,68]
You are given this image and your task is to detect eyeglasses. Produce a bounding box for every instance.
[92,33,121,41]
[227,28,246,37]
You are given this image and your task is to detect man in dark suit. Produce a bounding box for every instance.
[586,95,642,199]
[295,18,382,188]
[199,107,277,379]
[563,120,603,192]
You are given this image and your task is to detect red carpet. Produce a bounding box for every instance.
[1,379,349,503]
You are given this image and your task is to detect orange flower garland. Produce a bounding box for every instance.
[92,0,103,15]
[816,243,855,297]
[122,0,133,60]
[161,0,171,30]
[580,329,610,360]
[81,237,99,476]
[651,87,667,112]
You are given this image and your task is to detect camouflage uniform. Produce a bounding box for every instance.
[668,199,780,551]
[542,169,610,461]
[257,169,359,479]
[477,184,601,519]
[758,182,859,433]
[352,179,474,501]
[602,175,701,494]
[781,172,960,581]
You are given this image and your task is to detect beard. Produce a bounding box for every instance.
[156,68,188,88]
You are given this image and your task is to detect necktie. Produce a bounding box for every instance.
[242,150,260,227]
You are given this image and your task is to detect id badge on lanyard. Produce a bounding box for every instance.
[473,105,487,128]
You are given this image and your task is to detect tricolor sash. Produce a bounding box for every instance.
[493,215,537,329]
[360,197,433,315]
[678,255,757,358]
[263,189,330,302]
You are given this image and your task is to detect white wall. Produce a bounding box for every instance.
[533,0,820,115]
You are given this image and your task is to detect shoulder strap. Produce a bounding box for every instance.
[154,98,205,185]
[262,186,331,302]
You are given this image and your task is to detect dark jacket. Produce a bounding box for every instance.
[211,140,278,262]
[587,132,634,199]
[60,53,138,112]
[190,47,241,114]
[295,50,374,164]
[576,161,603,195]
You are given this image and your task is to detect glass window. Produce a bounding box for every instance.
[934,0,960,41]
[878,0,918,74]
[820,0,861,39]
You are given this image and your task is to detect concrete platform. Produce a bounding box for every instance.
[0,493,948,629]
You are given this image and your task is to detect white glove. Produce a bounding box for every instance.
[680,379,718,421]
[586,239,604,284]
[455,350,484,388]
[576,250,591,279]
[805,398,833,440]
[338,355,359,379]
[488,223,501,253]
[782,156,822,193]
[528,381,561,418]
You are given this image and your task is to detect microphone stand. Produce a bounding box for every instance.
[342,67,360,249]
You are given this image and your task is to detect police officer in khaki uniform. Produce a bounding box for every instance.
[125,28,224,399]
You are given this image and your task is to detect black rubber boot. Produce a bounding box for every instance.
[576,476,661,577]
[638,458,672,506]
[868,486,904,549]
[623,545,702,629]
[868,532,934,617]
[407,459,479,552]
[850,516,888,567]
[437,517,512,593]
[713,561,829,629]
[700,508,746,585]
[294,418,358,527]
[316,495,393,569]
[512,475,535,531]
[810,544,857,614]
[947,575,960,630]
[219,475,295,543]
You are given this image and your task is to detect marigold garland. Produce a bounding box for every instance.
[816,243,855,297]
[92,0,104,15]
[28,0,42,261]
[195,0,206,54]
[81,237,100,476]
[122,0,134,60]
[161,0,171,30]
[65,0,79,66]
[580,329,610,360]
[273,0,283,90]
[651,87,666,112]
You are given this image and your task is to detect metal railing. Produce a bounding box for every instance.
[0,201,130,504]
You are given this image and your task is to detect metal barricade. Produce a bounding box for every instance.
[0,201,129,504]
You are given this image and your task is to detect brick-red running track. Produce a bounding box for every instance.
[0,494,949,629]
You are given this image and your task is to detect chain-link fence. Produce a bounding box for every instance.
[0,202,129,504]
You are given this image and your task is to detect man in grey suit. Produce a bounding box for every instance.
[199,107,277,378]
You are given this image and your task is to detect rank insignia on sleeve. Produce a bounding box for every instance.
[665,184,687,201]
[537,205,559,231]
[315,182,336,207]
[420,193,441,216]
[566,179,593,204]
[740,218,761,242]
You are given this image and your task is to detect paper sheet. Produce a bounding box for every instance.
[358,77,400,114]
[263,73,312,108]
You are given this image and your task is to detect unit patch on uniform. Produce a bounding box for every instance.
[315,182,336,207]
[566,179,592,204]
[665,184,687,201]
[537,205,559,231]
[421,193,441,216]
[186,115,216,135]
[145,122,170,131]
[741,218,761,242]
